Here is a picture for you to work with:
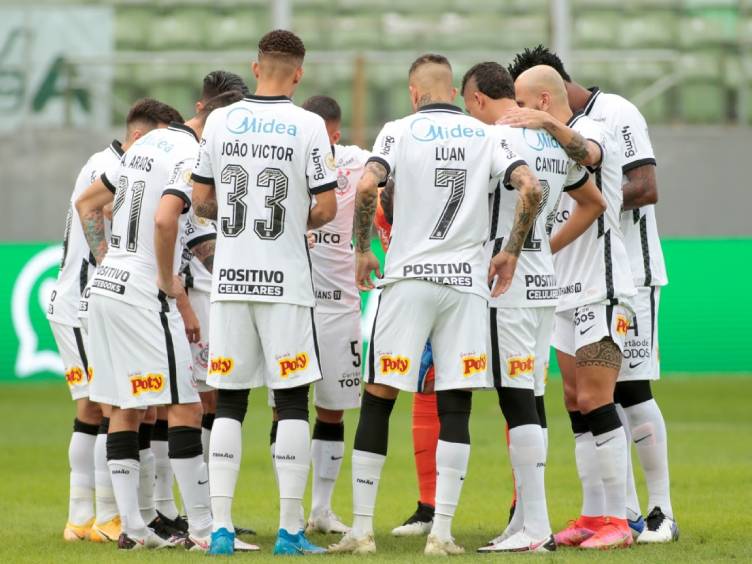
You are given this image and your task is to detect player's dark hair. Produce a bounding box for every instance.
[408,53,451,77]
[126,97,183,127]
[508,45,572,82]
[258,29,306,62]
[195,90,244,123]
[461,61,515,100]
[302,95,341,123]
[201,70,250,100]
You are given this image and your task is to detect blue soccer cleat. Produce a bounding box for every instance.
[208,527,235,556]
[273,528,326,555]
[628,515,645,537]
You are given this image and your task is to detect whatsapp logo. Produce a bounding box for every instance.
[11,245,63,378]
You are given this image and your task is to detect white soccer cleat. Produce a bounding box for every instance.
[305,509,351,534]
[234,537,261,551]
[327,532,376,554]
[391,502,435,537]
[477,530,556,553]
[117,530,174,550]
[637,507,679,544]
[424,535,465,556]
[481,523,521,548]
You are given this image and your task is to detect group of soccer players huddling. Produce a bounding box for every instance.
[47,28,678,555]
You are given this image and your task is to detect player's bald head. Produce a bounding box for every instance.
[407,54,456,108]
[515,64,569,106]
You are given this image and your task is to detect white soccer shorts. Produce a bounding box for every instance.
[618,286,661,382]
[552,302,633,357]
[207,301,322,391]
[489,306,554,394]
[187,288,213,392]
[88,294,198,409]
[367,279,491,393]
[50,321,91,401]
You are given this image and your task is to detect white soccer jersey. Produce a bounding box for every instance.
[552,113,636,312]
[582,88,668,287]
[487,126,588,308]
[370,103,525,300]
[47,141,124,327]
[310,144,370,313]
[90,123,198,312]
[192,95,337,307]
[180,212,216,295]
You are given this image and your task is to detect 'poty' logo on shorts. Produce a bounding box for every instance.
[507,356,535,378]
[380,355,410,375]
[462,354,487,377]
[130,374,165,396]
[279,353,309,378]
[615,315,630,337]
[209,356,234,376]
[65,366,89,386]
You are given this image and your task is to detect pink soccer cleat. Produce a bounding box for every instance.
[554,515,604,547]
[580,517,633,550]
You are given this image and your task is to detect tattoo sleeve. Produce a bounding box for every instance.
[354,161,387,253]
[191,239,215,273]
[381,176,395,224]
[81,209,108,264]
[576,339,622,370]
[504,165,542,257]
[563,131,590,164]
[194,199,218,220]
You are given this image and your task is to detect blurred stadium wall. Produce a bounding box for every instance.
[0,1,750,382]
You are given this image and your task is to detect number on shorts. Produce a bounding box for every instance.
[522,178,550,252]
[350,340,361,368]
[110,177,146,253]
[220,164,249,237]
[430,168,467,240]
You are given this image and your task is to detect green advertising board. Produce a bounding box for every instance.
[1,239,750,384]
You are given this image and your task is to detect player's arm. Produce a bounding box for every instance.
[308,189,337,229]
[75,175,114,264]
[550,176,607,254]
[499,108,602,167]
[192,182,217,220]
[354,160,387,290]
[489,164,542,297]
[379,175,395,224]
[172,276,200,343]
[154,194,186,298]
[190,238,215,273]
[622,164,657,210]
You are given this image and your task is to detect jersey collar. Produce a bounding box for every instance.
[417,103,463,114]
[583,87,601,116]
[168,121,199,142]
[109,139,124,157]
[244,94,292,103]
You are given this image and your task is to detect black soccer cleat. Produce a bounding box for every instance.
[156,511,189,535]
[391,501,435,536]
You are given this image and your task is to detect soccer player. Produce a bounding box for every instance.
[48,99,181,543]
[463,62,607,553]
[190,30,337,556]
[328,53,541,557]
[506,46,677,545]
[76,91,244,550]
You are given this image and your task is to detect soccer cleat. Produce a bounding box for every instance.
[208,527,235,556]
[554,515,604,547]
[234,538,261,552]
[637,507,679,544]
[117,530,173,550]
[628,515,645,537]
[305,508,350,534]
[391,501,434,536]
[147,515,185,545]
[185,533,260,552]
[63,518,94,541]
[424,535,465,556]
[235,525,257,536]
[156,511,189,535]
[477,531,556,553]
[579,517,633,550]
[89,516,122,542]
[327,532,376,554]
[273,528,327,555]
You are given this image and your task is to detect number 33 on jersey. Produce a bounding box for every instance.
[192,94,338,307]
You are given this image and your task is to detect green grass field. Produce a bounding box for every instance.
[1,376,750,563]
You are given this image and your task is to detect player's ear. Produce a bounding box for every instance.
[540,91,551,112]
[332,129,341,145]
[293,66,304,85]
[251,61,261,80]
[195,100,204,114]
[449,86,457,101]
[408,85,419,112]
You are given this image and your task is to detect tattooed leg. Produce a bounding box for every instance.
[575,338,621,414]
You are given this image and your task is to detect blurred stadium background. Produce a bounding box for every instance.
[0,0,750,384]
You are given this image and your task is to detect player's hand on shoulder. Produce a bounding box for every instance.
[355,250,382,291]
[488,250,518,297]
[497,107,551,130]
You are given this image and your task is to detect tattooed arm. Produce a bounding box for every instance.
[488,164,542,297]
[380,175,395,225]
[190,238,215,274]
[75,176,115,264]
[354,161,387,290]
[192,182,218,220]
[621,163,657,210]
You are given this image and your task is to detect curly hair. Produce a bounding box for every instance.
[202,70,250,100]
[461,62,515,100]
[507,45,571,82]
[126,98,183,127]
[258,29,306,61]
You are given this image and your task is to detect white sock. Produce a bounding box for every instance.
[592,426,628,519]
[541,426,549,460]
[575,432,605,517]
[625,399,673,518]
[311,438,344,516]
[94,433,118,523]
[201,427,211,465]
[109,459,147,538]
[616,404,642,521]
[209,418,242,532]
[503,471,524,537]
[275,419,311,533]
[68,431,96,524]
[431,440,470,542]
[171,454,213,538]
[351,449,386,538]
[138,448,157,525]
[152,440,178,520]
[508,425,551,539]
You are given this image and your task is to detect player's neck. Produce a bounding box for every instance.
[566,81,593,113]
[549,104,573,125]
[183,118,202,140]
[254,81,294,99]
[487,99,519,122]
